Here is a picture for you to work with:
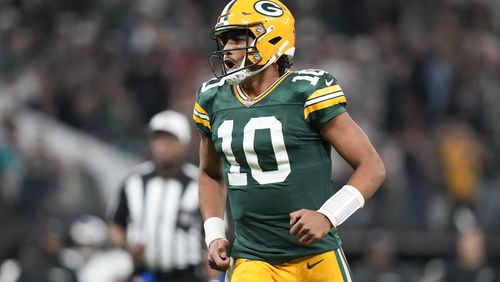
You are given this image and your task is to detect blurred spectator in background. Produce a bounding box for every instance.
[438,118,483,209]
[66,214,133,282]
[0,111,104,266]
[16,218,77,282]
[352,229,410,282]
[0,112,66,265]
[0,113,26,261]
[444,226,497,282]
[108,110,208,282]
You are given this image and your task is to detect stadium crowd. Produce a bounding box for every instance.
[0,0,499,281]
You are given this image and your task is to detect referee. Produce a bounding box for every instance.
[109,110,204,282]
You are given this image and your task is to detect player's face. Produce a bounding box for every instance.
[219,30,251,73]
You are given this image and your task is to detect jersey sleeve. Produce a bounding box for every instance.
[193,77,227,136]
[192,88,212,137]
[303,71,347,127]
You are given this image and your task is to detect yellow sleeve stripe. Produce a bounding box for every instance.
[304,96,347,119]
[193,113,211,130]
[193,103,211,130]
[194,102,208,115]
[307,85,342,100]
[193,108,209,121]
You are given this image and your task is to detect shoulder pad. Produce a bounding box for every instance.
[289,69,338,88]
[288,69,339,97]
[194,77,228,135]
[197,77,227,96]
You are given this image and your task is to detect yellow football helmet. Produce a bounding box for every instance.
[209,0,295,85]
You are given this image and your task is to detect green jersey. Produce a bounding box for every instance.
[193,69,347,264]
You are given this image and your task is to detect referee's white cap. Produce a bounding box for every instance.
[149,110,191,145]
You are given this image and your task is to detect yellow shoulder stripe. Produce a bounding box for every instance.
[304,96,347,119]
[307,85,342,100]
[194,102,208,115]
[192,114,211,130]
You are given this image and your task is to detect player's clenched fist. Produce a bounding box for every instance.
[208,238,231,271]
[290,209,333,245]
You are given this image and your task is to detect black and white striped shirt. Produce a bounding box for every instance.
[112,161,202,272]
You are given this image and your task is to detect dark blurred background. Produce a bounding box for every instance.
[0,0,499,281]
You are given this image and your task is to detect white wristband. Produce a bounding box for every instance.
[317,185,365,227]
[203,217,226,248]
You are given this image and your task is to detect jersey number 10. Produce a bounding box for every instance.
[218,116,291,186]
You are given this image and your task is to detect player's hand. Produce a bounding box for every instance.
[207,238,231,271]
[290,209,333,245]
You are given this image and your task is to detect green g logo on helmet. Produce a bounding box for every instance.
[254,1,284,17]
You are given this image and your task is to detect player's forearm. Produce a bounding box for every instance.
[320,113,386,200]
[346,153,386,201]
[317,154,385,227]
[198,134,226,220]
[199,170,227,220]
[199,170,228,247]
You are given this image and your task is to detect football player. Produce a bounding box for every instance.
[193,0,386,281]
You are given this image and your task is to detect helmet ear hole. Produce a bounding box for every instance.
[269,36,282,45]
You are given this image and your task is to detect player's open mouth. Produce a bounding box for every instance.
[224,58,236,70]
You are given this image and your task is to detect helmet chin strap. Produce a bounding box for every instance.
[225,40,290,85]
[225,68,251,85]
[225,61,275,85]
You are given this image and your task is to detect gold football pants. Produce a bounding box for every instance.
[228,249,353,282]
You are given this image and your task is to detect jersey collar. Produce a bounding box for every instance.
[232,70,291,107]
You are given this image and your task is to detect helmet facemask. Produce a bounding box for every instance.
[209,26,265,85]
